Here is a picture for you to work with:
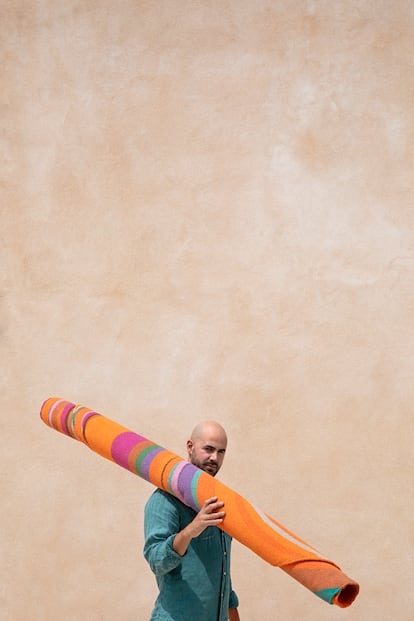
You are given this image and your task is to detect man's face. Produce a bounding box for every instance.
[187,424,227,477]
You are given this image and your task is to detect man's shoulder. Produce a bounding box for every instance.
[145,488,170,507]
[145,488,192,514]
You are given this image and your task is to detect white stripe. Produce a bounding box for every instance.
[252,504,324,557]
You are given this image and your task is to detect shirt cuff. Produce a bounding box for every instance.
[229,590,239,609]
[166,533,183,559]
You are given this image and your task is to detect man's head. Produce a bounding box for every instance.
[187,421,228,477]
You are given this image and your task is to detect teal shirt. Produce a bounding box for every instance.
[144,489,239,621]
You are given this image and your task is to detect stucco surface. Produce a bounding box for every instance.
[1,1,413,620]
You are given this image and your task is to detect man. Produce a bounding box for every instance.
[144,421,241,621]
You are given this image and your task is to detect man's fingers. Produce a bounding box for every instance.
[197,497,225,524]
[205,496,218,505]
[204,508,225,522]
[207,507,225,516]
[204,497,224,511]
[206,511,225,522]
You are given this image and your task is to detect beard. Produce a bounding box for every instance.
[190,454,219,476]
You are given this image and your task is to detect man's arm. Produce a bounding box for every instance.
[173,496,225,556]
[144,492,184,576]
[229,608,240,621]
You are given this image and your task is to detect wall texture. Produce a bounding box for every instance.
[2,1,413,619]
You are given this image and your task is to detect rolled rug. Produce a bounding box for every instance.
[40,397,359,608]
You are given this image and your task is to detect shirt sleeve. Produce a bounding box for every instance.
[143,491,185,576]
[229,581,239,609]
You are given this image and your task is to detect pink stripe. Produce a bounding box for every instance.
[170,461,187,502]
[110,432,148,470]
[60,402,75,435]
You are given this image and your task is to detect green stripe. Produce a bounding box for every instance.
[134,444,158,474]
[314,587,341,604]
[191,470,202,510]
[167,464,178,493]
[70,406,84,436]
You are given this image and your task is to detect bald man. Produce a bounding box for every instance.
[143,422,240,621]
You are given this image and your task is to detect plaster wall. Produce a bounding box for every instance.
[2,1,413,620]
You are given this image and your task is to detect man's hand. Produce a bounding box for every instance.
[173,497,225,556]
[229,608,240,621]
[190,496,225,537]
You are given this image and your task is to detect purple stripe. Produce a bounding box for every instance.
[177,463,199,510]
[111,431,147,470]
[140,447,164,481]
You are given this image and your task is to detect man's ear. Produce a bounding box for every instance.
[186,439,193,458]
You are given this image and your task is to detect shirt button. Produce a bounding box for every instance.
[224,572,227,576]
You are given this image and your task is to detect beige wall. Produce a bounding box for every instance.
[2,1,413,619]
